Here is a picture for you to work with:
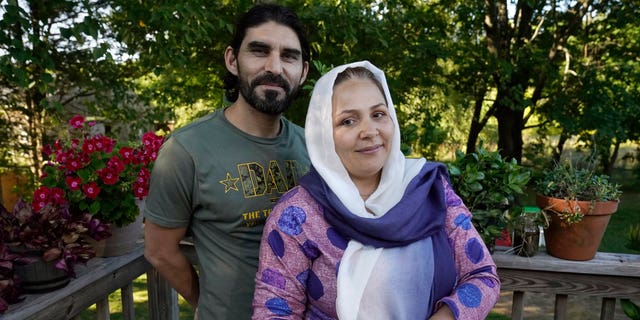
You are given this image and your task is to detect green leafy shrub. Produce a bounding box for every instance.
[447,143,531,248]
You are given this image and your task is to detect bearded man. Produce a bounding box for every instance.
[143,4,311,319]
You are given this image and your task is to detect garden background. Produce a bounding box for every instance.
[1,0,639,319]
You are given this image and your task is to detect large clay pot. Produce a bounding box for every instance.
[536,194,618,261]
[90,211,144,257]
[89,200,145,257]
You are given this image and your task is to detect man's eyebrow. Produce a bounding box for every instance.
[247,41,270,50]
[282,48,302,57]
[246,41,302,57]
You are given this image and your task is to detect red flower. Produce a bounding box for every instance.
[118,146,134,164]
[66,176,82,191]
[32,187,51,212]
[106,156,125,173]
[66,154,85,171]
[50,187,66,205]
[82,182,100,199]
[133,183,148,198]
[98,167,120,185]
[68,115,85,129]
[82,139,96,154]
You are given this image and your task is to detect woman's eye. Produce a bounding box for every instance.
[373,111,386,118]
[341,118,355,126]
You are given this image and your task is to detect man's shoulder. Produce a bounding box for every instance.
[170,109,225,138]
[281,117,305,137]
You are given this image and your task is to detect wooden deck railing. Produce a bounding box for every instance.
[493,248,640,320]
[3,245,640,319]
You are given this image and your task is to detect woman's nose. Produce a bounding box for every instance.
[359,120,379,138]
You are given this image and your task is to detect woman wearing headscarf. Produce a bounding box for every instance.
[252,61,500,320]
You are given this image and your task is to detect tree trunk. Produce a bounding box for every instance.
[495,98,525,162]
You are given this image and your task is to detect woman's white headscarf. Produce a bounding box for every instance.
[305,61,431,319]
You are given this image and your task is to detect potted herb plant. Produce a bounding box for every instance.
[447,144,531,252]
[534,160,622,261]
[0,199,110,302]
[37,115,163,256]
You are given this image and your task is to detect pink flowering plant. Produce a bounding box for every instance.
[37,115,164,227]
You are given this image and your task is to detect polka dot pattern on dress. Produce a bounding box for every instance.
[301,240,320,260]
[481,275,498,288]
[296,269,324,300]
[454,213,473,230]
[268,230,285,258]
[262,268,286,290]
[278,206,307,236]
[445,187,463,206]
[265,297,292,316]
[465,237,485,264]
[456,283,482,308]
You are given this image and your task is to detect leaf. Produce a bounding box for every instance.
[621,299,640,320]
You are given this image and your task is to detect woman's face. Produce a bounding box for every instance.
[332,77,394,183]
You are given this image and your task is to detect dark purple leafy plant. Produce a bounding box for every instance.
[0,242,31,314]
[0,199,110,313]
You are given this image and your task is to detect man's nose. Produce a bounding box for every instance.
[264,53,283,74]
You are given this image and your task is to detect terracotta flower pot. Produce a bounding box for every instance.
[536,194,618,261]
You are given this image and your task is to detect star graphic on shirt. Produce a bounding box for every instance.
[219,172,240,193]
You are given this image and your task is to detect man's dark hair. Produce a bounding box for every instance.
[223,4,310,102]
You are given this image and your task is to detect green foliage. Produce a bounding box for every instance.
[447,143,531,245]
[621,299,640,320]
[535,161,622,202]
[1,0,639,194]
[626,224,640,252]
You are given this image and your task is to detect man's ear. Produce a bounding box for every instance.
[224,46,238,76]
[299,61,309,85]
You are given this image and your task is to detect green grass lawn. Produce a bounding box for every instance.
[79,274,194,320]
[80,171,640,319]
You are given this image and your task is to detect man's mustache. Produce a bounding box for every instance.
[251,74,290,92]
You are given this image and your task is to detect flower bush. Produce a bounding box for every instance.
[37,115,164,227]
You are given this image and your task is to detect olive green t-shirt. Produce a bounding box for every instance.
[144,108,310,319]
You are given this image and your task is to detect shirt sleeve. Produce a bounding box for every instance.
[437,177,502,320]
[252,191,312,319]
[143,136,196,227]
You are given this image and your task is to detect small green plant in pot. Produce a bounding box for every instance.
[447,144,531,252]
[508,206,549,257]
[534,160,621,261]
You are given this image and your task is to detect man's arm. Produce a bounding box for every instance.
[144,220,200,307]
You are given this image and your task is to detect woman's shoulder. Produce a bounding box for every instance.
[269,186,331,232]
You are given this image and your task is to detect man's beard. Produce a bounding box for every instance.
[238,73,299,115]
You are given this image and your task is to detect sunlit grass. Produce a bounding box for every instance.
[79,274,194,320]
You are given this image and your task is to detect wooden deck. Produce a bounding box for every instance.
[3,245,640,319]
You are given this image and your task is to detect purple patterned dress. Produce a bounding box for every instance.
[252,179,500,320]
